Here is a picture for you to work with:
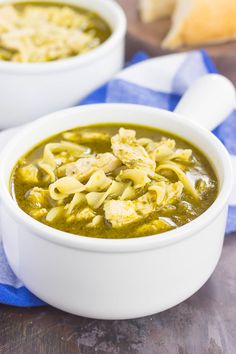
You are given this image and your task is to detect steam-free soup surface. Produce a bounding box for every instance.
[0,2,111,62]
[11,124,218,238]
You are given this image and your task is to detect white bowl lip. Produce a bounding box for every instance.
[0,0,126,74]
[0,103,233,253]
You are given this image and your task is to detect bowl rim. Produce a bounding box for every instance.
[0,103,233,253]
[0,0,126,74]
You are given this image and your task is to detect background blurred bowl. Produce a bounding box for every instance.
[0,0,126,129]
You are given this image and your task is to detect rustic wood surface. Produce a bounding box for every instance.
[1,1,236,353]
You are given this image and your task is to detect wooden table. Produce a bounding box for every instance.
[1,1,236,353]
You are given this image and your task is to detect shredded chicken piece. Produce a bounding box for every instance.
[76,207,95,222]
[18,164,38,184]
[146,139,175,161]
[30,208,48,219]
[104,185,181,228]
[26,187,50,208]
[134,193,156,216]
[96,153,122,173]
[104,200,140,228]
[65,156,97,181]
[104,188,168,228]
[65,153,121,181]
[111,128,156,172]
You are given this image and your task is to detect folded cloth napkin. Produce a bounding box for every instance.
[0,50,235,307]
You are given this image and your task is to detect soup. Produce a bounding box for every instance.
[11,124,218,238]
[0,2,111,62]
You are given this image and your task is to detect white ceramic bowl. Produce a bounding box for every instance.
[0,75,234,320]
[0,0,126,128]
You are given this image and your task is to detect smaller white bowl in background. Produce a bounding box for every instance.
[0,0,126,128]
[0,74,234,320]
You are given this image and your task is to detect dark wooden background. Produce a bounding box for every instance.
[1,1,236,353]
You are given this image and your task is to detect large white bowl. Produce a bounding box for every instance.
[0,0,126,128]
[0,75,234,319]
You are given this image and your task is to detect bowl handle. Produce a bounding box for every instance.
[174,74,236,130]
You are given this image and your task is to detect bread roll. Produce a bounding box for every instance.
[163,0,236,48]
[139,0,176,22]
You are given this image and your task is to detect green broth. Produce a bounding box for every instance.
[11,123,218,239]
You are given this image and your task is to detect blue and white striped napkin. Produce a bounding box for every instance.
[0,50,235,307]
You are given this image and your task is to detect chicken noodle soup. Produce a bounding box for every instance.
[11,124,218,238]
[0,2,111,62]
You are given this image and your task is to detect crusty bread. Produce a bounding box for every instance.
[139,0,176,22]
[163,0,236,48]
